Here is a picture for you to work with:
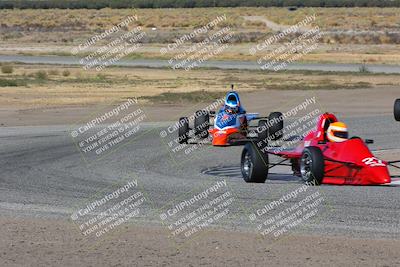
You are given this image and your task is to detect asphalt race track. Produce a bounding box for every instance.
[1,113,399,240]
[1,55,400,73]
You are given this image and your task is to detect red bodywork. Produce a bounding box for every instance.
[208,128,246,146]
[209,128,240,146]
[271,113,391,185]
[208,114,249,146]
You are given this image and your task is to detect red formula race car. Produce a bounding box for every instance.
[177,89,283,146]
[241,112,400,185]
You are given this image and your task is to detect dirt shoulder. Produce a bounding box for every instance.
[2,43,400,65]
[2,64,399,109]
[0,216,398,266]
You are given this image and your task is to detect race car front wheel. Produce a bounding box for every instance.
[178,117,189,144]
[194,110,209,138]
[300,146,324,185]
[394,99,400,121]
[241,143,269,183]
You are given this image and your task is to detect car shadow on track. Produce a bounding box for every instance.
[201,165,400,187]
[201,164,302,184]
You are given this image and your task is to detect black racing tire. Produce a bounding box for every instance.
[394,99,400,121]
[178,117,189,144]
[300,146,324,185]
[268,112,283,140]
[257,120,269,152]
[241,143,269,183]
[258,119,268,142]
[194,110,209,138]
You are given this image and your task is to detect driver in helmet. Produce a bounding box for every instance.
[224,91,246,115]
[327,122,349,142]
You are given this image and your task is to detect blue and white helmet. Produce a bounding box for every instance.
[225,91,241,109]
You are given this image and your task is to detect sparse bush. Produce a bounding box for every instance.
[0,78,27,87]
[48,69,59,75]
[62,70,71,77]
[0,79,18,86]
[96,73,106,80]
[35,70,48,80]
[359,64,370,73]
[1,65,13,74]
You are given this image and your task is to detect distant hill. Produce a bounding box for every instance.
[0,0,399,9]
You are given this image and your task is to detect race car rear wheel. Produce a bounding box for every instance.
[268,112,283,140]
[241,143,269,183]
[300,147,324,185]
[394,99,400,121]
[178,117,189,144]
[194,110,209,138]
[258,119,268,142]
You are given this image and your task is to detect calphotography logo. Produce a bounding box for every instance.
[71,178,147,241]
[70,98,148,163]
[158,180,235,243]
[250,14,323,71]
[72,14,146,71]
[160,15,235,71]
[256,95,322,153]
[249,183,325,238]
[159,98,225,166]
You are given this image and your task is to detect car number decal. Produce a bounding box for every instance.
[362,157,386,167]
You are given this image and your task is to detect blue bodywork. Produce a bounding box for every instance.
[214,91,259,130]
[215,110,240,129]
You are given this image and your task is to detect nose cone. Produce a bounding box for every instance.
[327,138,391,185]
[364,165,391,185]
[355,156,390,185]
[212,132,228,146]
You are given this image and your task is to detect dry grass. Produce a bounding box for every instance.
[0,8,240,31]
[0,63,399,107]
[257,7,399,31]
[0,7,398,32]
[0,8,399,65]
[1,65,13,74]
[0,7,399,45]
